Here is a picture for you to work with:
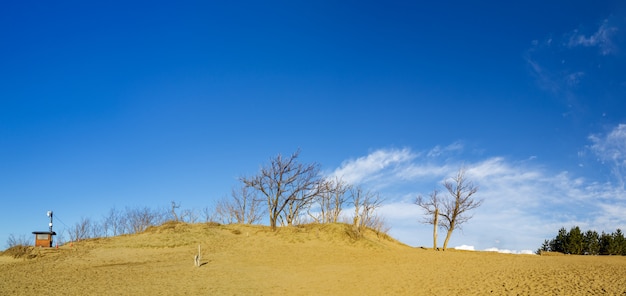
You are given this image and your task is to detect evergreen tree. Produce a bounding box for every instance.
[550,227,568,253]
[583,230,600,255]
[541,227,625,256]
[600,232,617,255]
[537,239,551,254]
[567,226,584,255]
[613,229,625,256]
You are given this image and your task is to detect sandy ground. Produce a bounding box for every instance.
[2,222,626,295]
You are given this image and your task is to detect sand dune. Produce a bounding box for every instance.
[2,222,626,295]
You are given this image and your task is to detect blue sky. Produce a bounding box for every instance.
[2,1,625,252]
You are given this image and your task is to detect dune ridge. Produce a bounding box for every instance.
[2,222,626,295]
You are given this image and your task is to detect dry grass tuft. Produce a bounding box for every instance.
[143,220,191,234]
[1,245,33,259]
[539,251,566,256]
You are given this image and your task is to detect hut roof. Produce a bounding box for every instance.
[32,231,57,235]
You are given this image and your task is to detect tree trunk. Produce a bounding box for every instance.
[269,215,277,230]
[443,228,453,250]
[433,208,438,250]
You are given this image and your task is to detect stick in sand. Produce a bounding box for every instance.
[194,244,201,267]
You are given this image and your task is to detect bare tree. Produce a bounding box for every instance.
[179,208,199,223]
[230,185,264,224]
[213,185,264,225]
[310,177,350,223]
[125,206,165,234]
[55,232,67,246]
[103,207,126,236]
[201,206,214,223]
[350,186,384,236]
[68,217,95,241]
[170,201,181,221]
[213,197,236,224]
[281,180,322,226]
[6,234,31,248]
[90,221,104,238]
[241,150,322,230]
[369,215,391,237]
[415,189,441,250]
[439,168,482,250]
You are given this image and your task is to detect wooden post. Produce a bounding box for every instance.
[194,244,201,267]
[433,208,439,250]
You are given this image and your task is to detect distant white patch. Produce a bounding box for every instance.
[454,245,475,251]
[484,248,536,255]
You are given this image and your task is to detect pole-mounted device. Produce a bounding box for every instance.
[47,211,53,233]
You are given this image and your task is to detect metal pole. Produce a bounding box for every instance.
[49,211,53,233]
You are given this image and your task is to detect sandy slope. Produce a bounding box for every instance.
[2,222,626,295]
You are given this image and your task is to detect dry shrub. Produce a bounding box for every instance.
[2,245,33,259]
[291,222,398,245]
[345,226,361,241]
[539,251,566,256]
[144,221,191,234]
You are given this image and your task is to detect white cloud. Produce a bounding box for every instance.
[379,200,421,220]
[395,163,452,181]
[567,20,618,55]
[466,157,512,180]
[596,203,626,231]
[526,16,623,110]
[330,148,416,185]
[589,124,626,163]
[427,142,463,158]
[484,247,508,253]
[589,124,626,189]
[332,143,626,252]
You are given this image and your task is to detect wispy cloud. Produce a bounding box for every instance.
[565,71,585,87]
[330,148,417,185]
[588,123,626,189]
[427,141,463,158]
[331,143,626,252]
[524,50,561,94]
[525,16,623,111]
[567,19,618,55]
[330,144,465,189]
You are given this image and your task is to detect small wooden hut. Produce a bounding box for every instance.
[32,231,56,247]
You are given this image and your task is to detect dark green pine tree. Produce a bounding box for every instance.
[537,239,551,254]
[600,231,617,255]
[541,227,626,256]
[613,229,625,256]
[583,230,601,255]
[567,226,584,255]
[550,227,568,253]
